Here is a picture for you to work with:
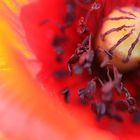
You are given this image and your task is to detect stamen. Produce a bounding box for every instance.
[52,4,139,122]
[107,67,112,81]
[85,2,101,22]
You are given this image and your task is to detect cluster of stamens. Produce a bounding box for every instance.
[49,0,139,122]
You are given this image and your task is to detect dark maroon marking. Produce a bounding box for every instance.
[109,28,135,53]
[104,49,113,59]
[123,32,140,63]
[106,16,135,20]
[117,8,137,18]
[101,25,135,40]
[62,88,70,103]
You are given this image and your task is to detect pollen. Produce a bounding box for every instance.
[97,6,140,72]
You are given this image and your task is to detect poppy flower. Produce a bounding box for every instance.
[0,0,140,140]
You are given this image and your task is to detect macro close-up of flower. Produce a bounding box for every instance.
[0,0,140,140]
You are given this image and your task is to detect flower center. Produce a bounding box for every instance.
[97,6,140,72]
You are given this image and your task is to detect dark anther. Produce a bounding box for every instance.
[62,88,70,103]
[81,50,94,69]
[62,0,75,30]
[66,1,75,13]
[86,79,96,94]
[64,13,75,26]
[54,46,64,55]
[86,50,94,63]
[78,88,87,104]
[67,54,79,75]
[91,102,106,121]
[73,64,83,75]
[68,54,79,64]
[76,45,87,55]
[53,70,67,78]
[78,88,86,96]
[52,36,65,47]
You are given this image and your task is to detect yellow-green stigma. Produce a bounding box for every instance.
[97,6,140,72]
